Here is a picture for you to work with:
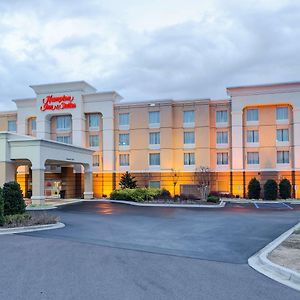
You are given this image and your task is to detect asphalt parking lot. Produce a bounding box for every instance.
[0,201,300,300]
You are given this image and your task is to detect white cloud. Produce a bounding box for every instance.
[0,0,299,109]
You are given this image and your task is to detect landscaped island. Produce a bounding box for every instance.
[0,182,58,228]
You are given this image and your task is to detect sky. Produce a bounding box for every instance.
[0,0,299,110]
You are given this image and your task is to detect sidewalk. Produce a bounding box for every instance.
[248,222,300,292]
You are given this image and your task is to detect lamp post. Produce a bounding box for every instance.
[171,168,178,197]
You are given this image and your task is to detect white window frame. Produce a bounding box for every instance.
[149,153,160,167]
[88,114,100,130]
[8,120,17,132]
[217,152,228,165]
[89,135,99,148]
[183,110,195,127]
[56,116,71,131]
[119,154,130,166]
[184,153,195,166]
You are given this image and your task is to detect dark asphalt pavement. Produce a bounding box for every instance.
[0,201,300,300]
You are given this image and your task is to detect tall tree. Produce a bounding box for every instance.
[119,172,137,189]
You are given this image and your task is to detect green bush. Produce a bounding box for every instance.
[0,188,4,226]
[3,182,26,216]
[248,177,261,199]
[263,179,278,200]
[207,195,219,203]
[110,188,170,202]
[279,178,292,199]
[4,213,31,226]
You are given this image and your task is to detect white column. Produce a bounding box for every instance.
[36,119,51,140]
[72,116,85,147]
[102,116,114,171]
[83,170,93,199]
[31,168,45,205]
[231,111,244,170]
[293,107,300,170]
[0,162,16,187]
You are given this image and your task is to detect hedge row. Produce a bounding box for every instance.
[110,188,171,202]
[248,177,292,200]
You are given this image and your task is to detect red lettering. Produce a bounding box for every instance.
[40,95,76,111]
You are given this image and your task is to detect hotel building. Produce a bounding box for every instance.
[0,80,299,204]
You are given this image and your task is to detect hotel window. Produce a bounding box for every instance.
[247,130,259,143]
[216,131,228,144]
[119,154,130,166]
[56,116,71,131]
[184,132,195,144]
[149,181,160,188]
[276,129,289,142]
[89,135,99,147]
[217,153,228,165]
[149,111,160,124]
[119,133,129,146]
[31,118,36,131]
[149,132,160,145]
[247,152,259,164]
[93,155,100,167]
[184,153,195,165]
[216,110,228,123]
[277,151,289,164]
[56,136,71,144]
[119,113,129,126]
[183,111,195,123]
[149,153,160,166]
[89,114,99,130]
[8,120,17,132]
[246,109,259,122]
[276,107,288,120]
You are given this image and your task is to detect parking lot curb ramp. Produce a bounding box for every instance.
[248,222,300,292]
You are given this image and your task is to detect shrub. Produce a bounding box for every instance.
[3,182,26,216]
[207,195,219,203]
[3,212,59,228]
[110,188,171,202]
[0,188,4,226]
[279,178,292,199]
[263,179,278,200]
[119,172,137,189]
[248,177,261,199]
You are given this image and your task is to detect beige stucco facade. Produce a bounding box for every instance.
[0,80,300,199]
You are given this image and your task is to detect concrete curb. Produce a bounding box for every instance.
[248,222,300,292]
[0,222,65,235]
[222,199,300,204]
[26,206,57,211]
[95,199,225,208]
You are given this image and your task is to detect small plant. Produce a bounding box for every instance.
[279,178,291,199]
[263,179,278,200]
[207,195,219,203]
[102,194,107,198]
[3,182,26,216]
[119,172,137,189]
[248,177,261,199]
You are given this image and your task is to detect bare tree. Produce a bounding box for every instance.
[195,166,210,200]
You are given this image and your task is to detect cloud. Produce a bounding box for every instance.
[0,0,300,110]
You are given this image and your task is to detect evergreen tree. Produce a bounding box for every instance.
[3,182,26,215]
[263,179,278,200]
[119,172,137,189]
[248,177,261,199]
[279,178,292,199]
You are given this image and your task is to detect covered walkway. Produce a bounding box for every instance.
[0,132,94,205]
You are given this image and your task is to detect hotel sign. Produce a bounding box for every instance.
[40,95,76,111]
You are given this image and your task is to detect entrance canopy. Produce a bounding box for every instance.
[0,132,94,204]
